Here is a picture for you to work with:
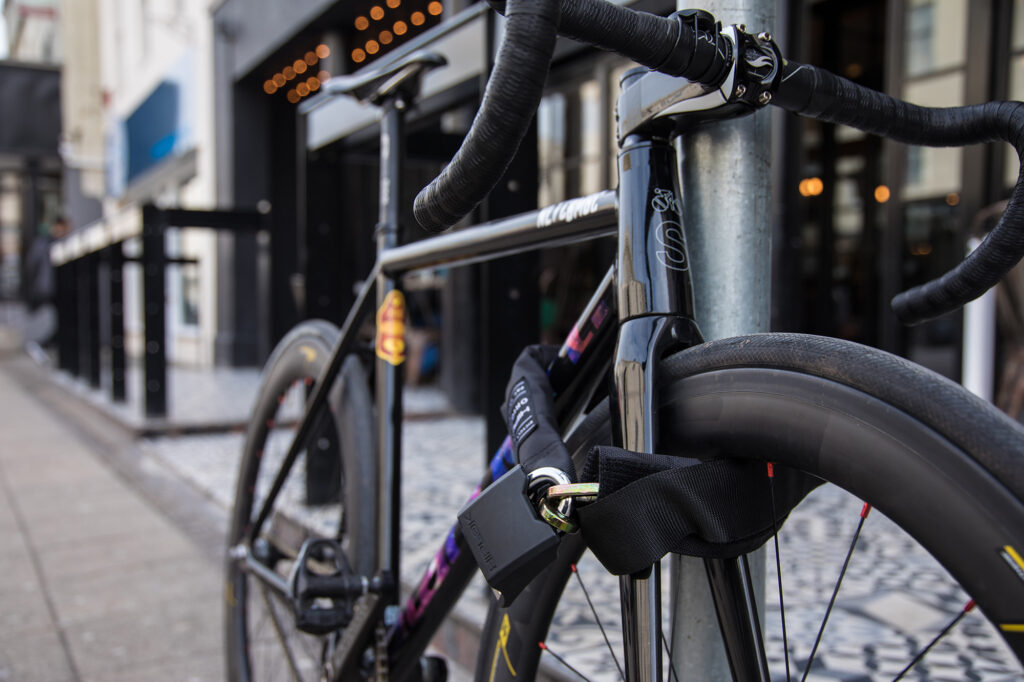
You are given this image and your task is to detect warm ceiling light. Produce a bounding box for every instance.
[354,16,369,30]
[411,11,425,25]
[798,177,824,197]
[316,44,331,58]
[283,66,296,80]
[352,48,366,63]
[427,1,442,16]
[874,184,890,203]
[304,51,318,65]
[263,80,277,94]
[308,76,321,90]
[379,30,393,44]
[318,70,331,81]
[287,89,300,103]
[946,192,960,206]
[369,5,384,20]
[366,39,380,54]
[393,20,407,35]
[272,73,286,87]
[294,59,307,74]
[297,82,310,97]
[386,0,400,7]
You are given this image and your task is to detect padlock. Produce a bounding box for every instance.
[458,465,560,607]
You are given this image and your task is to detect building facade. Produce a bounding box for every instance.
[1,0,61,302]
[59,0,222,365]
[51,0,1024,419]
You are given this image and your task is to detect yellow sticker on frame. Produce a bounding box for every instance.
[376,290,407,366]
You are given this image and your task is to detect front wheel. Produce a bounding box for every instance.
[478,333,1024,681]
[225,320,376,682]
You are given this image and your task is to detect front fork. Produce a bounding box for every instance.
[613,131,702,681]
[614,315,701,679]
[613,131,770,681]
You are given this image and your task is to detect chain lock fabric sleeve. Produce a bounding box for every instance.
[577,446,821,575]
[502,345,577,482]
[774,60,1024,324]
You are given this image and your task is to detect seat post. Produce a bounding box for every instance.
[374,93,406,596]
[377,97,405,252]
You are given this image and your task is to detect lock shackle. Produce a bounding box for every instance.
[526,467,573,519]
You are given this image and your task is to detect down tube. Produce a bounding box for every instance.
[386,268,618,677]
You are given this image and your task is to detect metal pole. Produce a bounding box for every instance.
[109,243,127,402]
[962,237,996,401]
[672,0,775,678]
[142,205,168,418]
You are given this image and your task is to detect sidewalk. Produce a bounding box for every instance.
[0,365,223,681]
[2,323,1022,680]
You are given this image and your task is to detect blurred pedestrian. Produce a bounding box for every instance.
[22,216,68,348]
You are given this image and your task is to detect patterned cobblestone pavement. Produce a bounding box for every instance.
[142,400,1023,681]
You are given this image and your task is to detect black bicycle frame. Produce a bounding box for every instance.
[244,68,763,681]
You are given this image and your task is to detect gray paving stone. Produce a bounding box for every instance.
[0,588,55,639]
[9,489,149,525]
[0,363,227,681]
[63,597,221,678]
[79,651,223,682]
[34,527,199,581]
[47,557,221,626]
[0,628,75,682]
[26,501,175,547]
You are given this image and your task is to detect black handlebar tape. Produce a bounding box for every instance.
[487,0,730,84]
[776,60,1024,324]
[413,0,558,232]
[414,0,735,232]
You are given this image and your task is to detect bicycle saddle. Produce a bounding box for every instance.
[321,50,447,104]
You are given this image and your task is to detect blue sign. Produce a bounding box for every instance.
[108,50,196,195]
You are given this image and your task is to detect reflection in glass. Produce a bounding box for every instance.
[905,2,935,77]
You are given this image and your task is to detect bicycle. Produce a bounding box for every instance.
[224,1,1024,680]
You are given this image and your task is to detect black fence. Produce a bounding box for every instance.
[52,205,269,418]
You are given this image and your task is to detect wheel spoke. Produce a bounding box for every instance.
[660,630,679,682]
[539,641,592,681]
[259,584,305,682]
[666,565,681,682]
[767,462,792,682]
[800,502,871,682]
[892,599,976,681]
[571,562,625,680]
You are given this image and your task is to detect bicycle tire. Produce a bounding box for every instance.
[225,320,376,682]
[477,333,1024,681]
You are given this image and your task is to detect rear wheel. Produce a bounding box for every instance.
[225,320,375,682]
[478,334,1024,681]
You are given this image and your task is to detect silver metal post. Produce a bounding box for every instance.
[672,0,775,678]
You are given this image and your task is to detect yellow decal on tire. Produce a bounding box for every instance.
[1001,545,1024,583]
[298,345,317,364]
[376,290,407,366]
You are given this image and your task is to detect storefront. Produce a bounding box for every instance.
[213,0,1024,421]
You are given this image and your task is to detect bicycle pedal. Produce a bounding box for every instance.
[289,538,356,635]
[458,465,560,607]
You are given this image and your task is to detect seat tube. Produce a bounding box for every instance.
[375,99,406,599]
[613,131,700,682]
